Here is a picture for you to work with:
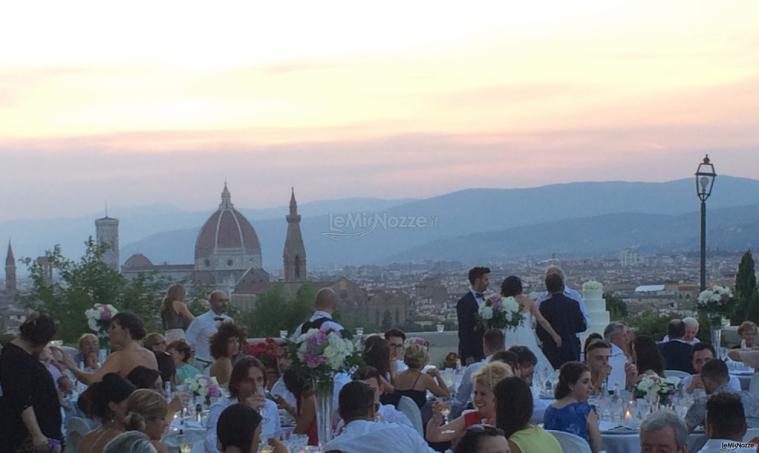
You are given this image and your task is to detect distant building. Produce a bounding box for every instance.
[0,241,25,334]
[619,248,642,267]
[96,215,120,271]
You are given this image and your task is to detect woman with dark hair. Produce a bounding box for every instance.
[0,314,63,452]
[362,335,396,402]
[77,373,136,453]
[453,425,511,453]
[167,340,201,384]
[543,362,602,453]
[499,276,560,373]
[217,403,287,453]
[209,321,246,386]
[632,335,665,379]
[283,367,318,446]
[205,357,281,453]
[59,312,158,385]
[160,284,194,342]
[495,377,560,453]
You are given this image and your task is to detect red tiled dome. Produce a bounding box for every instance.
[194,184,262,261]
[123,253,153,269]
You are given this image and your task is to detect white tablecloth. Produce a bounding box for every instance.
[602,431,706,453]
[164,420,206,453]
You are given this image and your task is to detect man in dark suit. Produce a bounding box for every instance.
[537,272,587,369]
[658,319,695,374]
[457,267,490,365]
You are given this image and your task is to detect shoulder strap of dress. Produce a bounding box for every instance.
[411,371,423,389]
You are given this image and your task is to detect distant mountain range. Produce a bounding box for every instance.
[4,176,759,271]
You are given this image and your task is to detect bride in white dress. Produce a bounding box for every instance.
[499,276,562,372]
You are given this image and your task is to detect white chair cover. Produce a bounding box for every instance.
[663,370,690,379]
[749,372,759,396]
[547,429,592,453]
[64,417,91,453]
[396,396,423,436]
[744,427,759,442]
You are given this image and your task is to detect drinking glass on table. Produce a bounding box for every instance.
[436,323,445,333]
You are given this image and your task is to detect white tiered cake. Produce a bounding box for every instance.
[582,280,610,341]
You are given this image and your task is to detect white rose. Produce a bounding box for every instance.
[479,306,493,320]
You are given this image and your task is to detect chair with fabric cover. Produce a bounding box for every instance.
[744,427,759,442]
[749,372,759,396]
[397,395,423,436]
[546,430,592,453]
[663,369,690,379]
[64,416,90,453]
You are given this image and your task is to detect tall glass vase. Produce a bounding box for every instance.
[710,316,723,360]
[314,377,335,446]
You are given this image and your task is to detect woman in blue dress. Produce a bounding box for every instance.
[543,361,603,453]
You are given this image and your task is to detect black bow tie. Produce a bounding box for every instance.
[475,293,484,299]
[214,317,225,321]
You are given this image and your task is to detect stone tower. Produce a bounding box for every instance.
[95,215,120,271]
[283,188,307,282]
[5,241,16,294]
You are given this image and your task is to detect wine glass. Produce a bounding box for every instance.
[180,443,192,453]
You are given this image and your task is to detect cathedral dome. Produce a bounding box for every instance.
[194,183,262,270]
[123,253,153,269]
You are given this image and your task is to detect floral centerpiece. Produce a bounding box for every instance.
[634,374,681,405]
[477,295,524,331]
[85,303,118,350]
[697,285,733,323]
[243,337,286,370]
[185,375,222,403]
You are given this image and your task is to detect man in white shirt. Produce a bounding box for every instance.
[661,316,701,345]
[293,288,344,337]
[185,290,232,370]
[603,321,637,392]
[697,393,755,452]
[535,265,590,331]
[325,381,434,453]
[385,328,408,376]
[451,329,505,418]
[683,343,741,394]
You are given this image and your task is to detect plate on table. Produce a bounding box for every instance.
[599,420,636,434]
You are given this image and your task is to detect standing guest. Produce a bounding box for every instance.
[385,328,408,377]
[537,273,586,369]
[494,377,561,453]
[122,389,171,453]
[453,425,511,453]
[457,267,490,365]
[535,265,591,332]
[543,362,603,453]
[324,382,435,453]
[216,403,287,453]
[603,322,637,392]
[209,321,246,386]
[351,366,413,428]
[185,290,232,371]
[738,321,758,350]
[77,373,137,453]
[74,333,100,367]
[294,288,344,336]
[206,357,281,453]
[683,343,741,394]
[0,314,63,452]
[103,431,157,453]
[167,340,201,385]
[657,319,695,373]
[640,410,689,453]
[160,283,194,342]
[584,341,612,396]
[633,335,666,379]
[427,362,513,444]
[60,312,158,384]
[452,329,505,418]
[393,343,449,409]
[698,393,754,453]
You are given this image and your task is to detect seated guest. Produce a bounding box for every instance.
[206,357,281,453]
[216,403,287,453]
[697,393,753,452]
[282,368,317,445]
[427,362,512,443]
[543,362,603,453]
[59,312,159,384]
[75,333,101,368]
[633,335,665,379]
[661,317,701,345]
[128,366,162,391]
[683,344,741,394]
[452,329,505,418]
[453,425,511,453]
[352,366,412,428]
[78,373,136,453]
[209,321,246,386]
[490,350,520,373]
[657,320,695,373]
[443,352,460,370]
[738,321,758,350]
[167,340,201,385]
[385,328,408,377]
[324,381,435,452]
[685,359,759,432]
[640,410,689,453]
[103,431,157,453]
[363,335,395,398]
[122,389,170,453]
[508,346,537,386]
[583,333,603,361]
[604,321,636,391]
[394,343,449,409]
[584,341,612,396]
[495,377,561,453]
[143,333,167,355]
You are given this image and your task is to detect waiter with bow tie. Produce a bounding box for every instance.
[457,267,490,365]
[186,290,233,370]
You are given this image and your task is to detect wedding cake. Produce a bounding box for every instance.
[582,280,610,341]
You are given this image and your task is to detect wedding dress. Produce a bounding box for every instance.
[502,296,553,372]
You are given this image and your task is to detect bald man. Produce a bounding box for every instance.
[294,288,344,336]
[185,290,233,369]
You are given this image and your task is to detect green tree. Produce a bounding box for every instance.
[626,308,683,341]
[604,292,628,321]
[241,282,318,337]
[732,250,759,323]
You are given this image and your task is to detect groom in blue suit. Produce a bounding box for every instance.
[457,267,490,365]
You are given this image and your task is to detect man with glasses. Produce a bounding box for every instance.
[186,290,232,370]
[385,328,407,377]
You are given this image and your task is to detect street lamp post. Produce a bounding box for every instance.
[695,155,716,292]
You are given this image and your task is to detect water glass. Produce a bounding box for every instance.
[279,330,288,339]
[436,323,445,333]
[356,327,364,336]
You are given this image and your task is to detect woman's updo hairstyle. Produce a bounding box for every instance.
[123,389,168,432]
[500,276,523,298]
[111,312,147,341]
[88,373,136,420]
[19,313,56,346]
[555,361,589,400]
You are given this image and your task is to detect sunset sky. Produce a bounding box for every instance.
[1,0,759,221]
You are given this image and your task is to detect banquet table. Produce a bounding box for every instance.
[164,419,207,453]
